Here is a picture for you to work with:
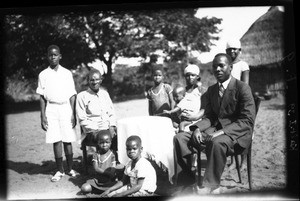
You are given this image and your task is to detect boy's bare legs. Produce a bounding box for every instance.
[53,141,64,173]
[63,142,74,173]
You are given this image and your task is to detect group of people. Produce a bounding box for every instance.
[37,44,157,197]
[37,38,256,197]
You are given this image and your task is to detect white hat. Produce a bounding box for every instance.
[184,64,200,75]
[226,39,241,49]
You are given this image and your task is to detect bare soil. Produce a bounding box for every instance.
[5,95,287,200]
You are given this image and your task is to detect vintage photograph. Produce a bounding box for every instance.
[1,1,297,200]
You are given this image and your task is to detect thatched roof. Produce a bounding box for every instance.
[240,6,284,67]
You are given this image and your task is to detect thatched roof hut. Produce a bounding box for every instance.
[240,6,284,67]
[239,6,285,96]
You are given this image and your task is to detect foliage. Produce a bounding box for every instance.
[4,8,221,97]
[5,74,38,103]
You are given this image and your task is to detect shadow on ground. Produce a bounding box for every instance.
[7,156,84,176]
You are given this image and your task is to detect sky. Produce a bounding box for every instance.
[195,6,271,63]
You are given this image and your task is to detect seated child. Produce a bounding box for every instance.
[81,130,124,194]
[163,84,205,133]
[100,135,157,197]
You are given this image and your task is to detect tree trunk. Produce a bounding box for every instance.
[102,60,115,100]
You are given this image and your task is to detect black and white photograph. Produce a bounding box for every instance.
[0,1,298,200]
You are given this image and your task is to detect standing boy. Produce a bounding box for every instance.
[36,45,79,182]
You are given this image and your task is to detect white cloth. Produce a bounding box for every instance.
[231,60,249,81]
[117,116,175,182]
[36,65,77,103]
[36,65,77,143]
[177,87,201,113]
[124,157,157,193]
[76,88,116,141]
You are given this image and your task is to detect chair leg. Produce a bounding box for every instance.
[82,144,88,174]
[197,151,202,186]
[234,154,242,183]
[247,148,252,190]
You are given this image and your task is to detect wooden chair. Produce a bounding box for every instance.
[80,127,97,174]
[192,95,262,190]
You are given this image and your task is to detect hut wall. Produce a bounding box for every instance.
[249,64,285,96]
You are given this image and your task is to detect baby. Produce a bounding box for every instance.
[164,85,204,132]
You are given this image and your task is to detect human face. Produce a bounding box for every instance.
[212,55,232,83]
[173,91,185,103]
[185,73,198,87]
[97,134,112,154]
[88,73,102,93]
[47,48,61,68]
[226,48,241,61]
[126,140,142,161]
[153,70,163,85]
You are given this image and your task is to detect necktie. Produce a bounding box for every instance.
[219,84,225,98]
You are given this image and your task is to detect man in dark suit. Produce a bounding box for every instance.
[173,53,256,194]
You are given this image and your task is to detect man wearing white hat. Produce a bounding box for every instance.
[226,39,250,84]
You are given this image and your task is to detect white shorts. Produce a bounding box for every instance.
[45,102,77,143]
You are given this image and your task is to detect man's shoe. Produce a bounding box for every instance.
[210,187,221,194]
[195,186,211,195]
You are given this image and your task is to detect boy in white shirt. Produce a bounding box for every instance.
[36,45,79,182]
[100,135,157,197]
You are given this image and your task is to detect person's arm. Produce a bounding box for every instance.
[100,174,129,197]
[93,160,116,178]
[241,70,250,85]
[40,95,48,131]
[76,93,97,131]
[168,91,175,110]
[182,108,205,121]
[163,106,181,115]
[103,90,117,137]
[69,94,77,128]
[113,177,145,197]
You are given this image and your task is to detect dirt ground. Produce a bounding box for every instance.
[4,94,288,200]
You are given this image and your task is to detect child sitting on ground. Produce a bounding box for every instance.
[81,131,124,195]
[100,135,157,197]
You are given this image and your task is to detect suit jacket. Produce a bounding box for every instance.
[193,77,256,148]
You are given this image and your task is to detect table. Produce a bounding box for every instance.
[117,116,176,183]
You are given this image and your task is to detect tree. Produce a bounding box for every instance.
[4,8,221,97]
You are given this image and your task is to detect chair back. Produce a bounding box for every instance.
[251,95,262,140]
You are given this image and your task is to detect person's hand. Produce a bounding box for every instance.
[192,128,202,145]
[181,110,198,121]
[109,126,117,138]
[41,116,48,131]
[203,132,223,143]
